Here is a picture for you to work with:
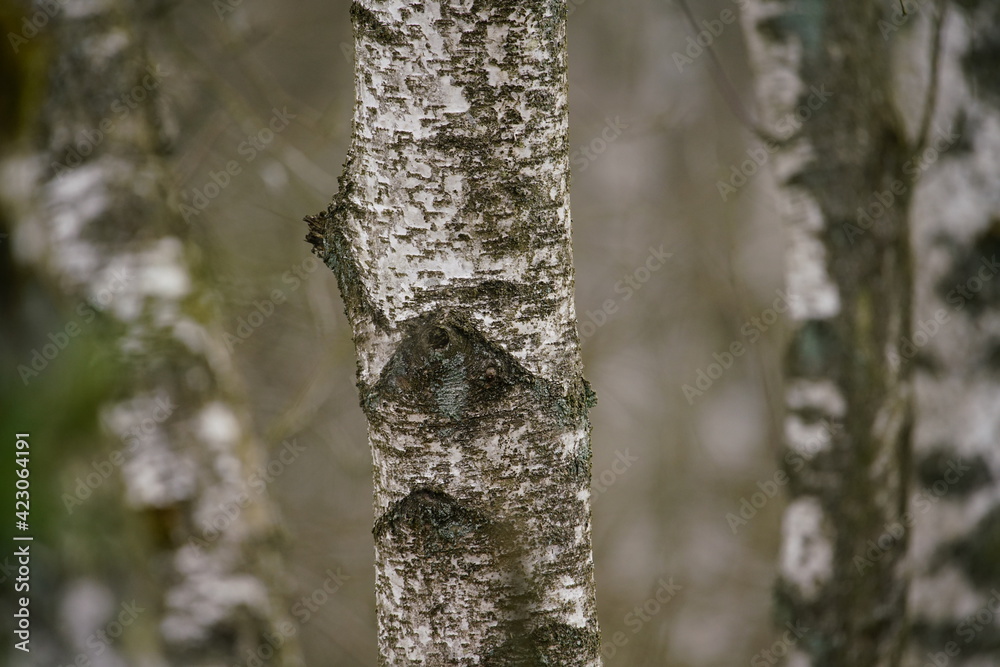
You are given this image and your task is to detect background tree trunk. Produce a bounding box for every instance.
[902,2,1000,664]
[741,1,915,664]
[1,2,302,665]
[306,0,602,663]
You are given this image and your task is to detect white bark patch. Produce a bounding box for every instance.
[784,415,833,459]
[86,29,130,65]
[172,317,209,355]
[739,2,806,136]
[101,394,196,508]
[786,379,847,417]
[194,402,246,489]
[99,237,191,323]
[162,544,270,644]
[784,219,841,320]
[46,161,114,284]
[786,649,814,667]
[60,579,116,649]
[780,497,833,601]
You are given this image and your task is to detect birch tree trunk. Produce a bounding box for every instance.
[901,2,1000,664]
[742,2,914,664]
[306,1,602,664]
[1,1,301,664]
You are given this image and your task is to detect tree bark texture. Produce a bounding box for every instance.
[902,2,1000,664]
[742,2,914,665]
[1,1,301,665]
[306,1,602,664]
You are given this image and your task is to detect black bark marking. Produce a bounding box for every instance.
[936,220,1000,317]
[959,2,1000,103]
[442,279,533,311]
[986,338,1000,371]
[351,3,406,46]
[484,623,599,667]
[916,449,993,498]
[305,196,390,332]
[572,438,591,479]
[941,506,1000,589]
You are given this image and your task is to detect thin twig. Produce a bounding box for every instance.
[675,0,785,146]
[913,0,947,155]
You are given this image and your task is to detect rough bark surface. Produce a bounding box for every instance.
[742,2,914,664]
[306,1,602,664]
[900,2,1000,664]
[0,1,301,665]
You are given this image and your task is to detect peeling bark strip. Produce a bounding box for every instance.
[742,2,914,665]
[2,1,301,665]
[307,1,601,663]
[904,3,1000,665]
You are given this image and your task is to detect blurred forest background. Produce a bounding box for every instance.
[0,0,801,664]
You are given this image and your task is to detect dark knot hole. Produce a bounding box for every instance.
[426,326,450,351]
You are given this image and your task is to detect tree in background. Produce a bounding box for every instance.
[742,0,1000,665]
[742,0,914,664]
[0,1,300,664]
[903,2,1000,665]
[306,0,602,663]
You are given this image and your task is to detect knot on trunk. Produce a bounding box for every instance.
[374,488,513,552]
[366,310,526,422]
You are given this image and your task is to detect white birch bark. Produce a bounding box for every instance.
[1,2,301,664]
[897,2,1000,664]
[306,1,602,664]
[741,2,914,664]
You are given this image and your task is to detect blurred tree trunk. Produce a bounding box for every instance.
[903,2,1000,665]
[306,1,602,664]
[1,2,301,665]
[742,1,914,665]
